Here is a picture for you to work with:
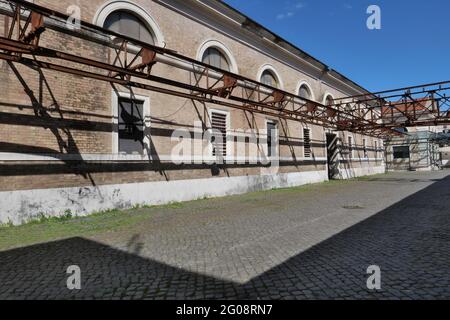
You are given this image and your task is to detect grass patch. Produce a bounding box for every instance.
[354,173,388,181]
[0,196,211,251]
[265,178,350,193]
[0,207,153,251]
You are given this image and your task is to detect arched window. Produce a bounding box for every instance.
[260,70,278,88]
[202,47,230,71]
[325,95,334,106]
[299,84,312,100]
[104,10,155,44]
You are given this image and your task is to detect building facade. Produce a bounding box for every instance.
[382,98,447,172]
[385,130,441,172]
[0,0,385,224]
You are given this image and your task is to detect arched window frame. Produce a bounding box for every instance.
[201,47,231,72]
[94,1,165,46]
[323,93,335,107]
[103,11,155,44]
[297,81,315,101]
[197,40,238,74]
[256,65,283,90]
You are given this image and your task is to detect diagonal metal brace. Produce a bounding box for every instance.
[215,75,238,98]
[22,12,45,45]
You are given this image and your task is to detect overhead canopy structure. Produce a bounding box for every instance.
[0,0,448,138]
[332,81,450,132]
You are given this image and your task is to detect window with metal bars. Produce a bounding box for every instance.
[118,98,145,154]
[210,111,228,157]
[303,128,312,158]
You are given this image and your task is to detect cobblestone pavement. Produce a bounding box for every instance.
[1,171,449,300]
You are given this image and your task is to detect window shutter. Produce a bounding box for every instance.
[304,128,312,158]
[211,112,228,157]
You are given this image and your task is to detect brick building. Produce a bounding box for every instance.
[0,0,385,224]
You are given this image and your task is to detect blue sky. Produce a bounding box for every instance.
[223,0,450,92]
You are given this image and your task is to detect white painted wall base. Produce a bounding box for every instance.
[336,165,385,180]
[0,170,328,225]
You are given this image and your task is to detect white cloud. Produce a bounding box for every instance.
[275,1,306,20]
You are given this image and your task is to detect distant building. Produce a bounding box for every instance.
[385,130,441,171]
[384,99,443,171]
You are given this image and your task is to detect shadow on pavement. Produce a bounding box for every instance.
[0,174,449,300]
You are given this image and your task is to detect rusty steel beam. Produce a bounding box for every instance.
[333,80,450,103]
[331,78,450,130]
[0,0,408,137]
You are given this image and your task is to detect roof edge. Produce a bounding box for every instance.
[207,0,374,96]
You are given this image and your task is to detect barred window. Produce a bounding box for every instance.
[118,98,145,154]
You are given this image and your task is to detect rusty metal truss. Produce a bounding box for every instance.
[0,0,448,139]
[331,80,450,132]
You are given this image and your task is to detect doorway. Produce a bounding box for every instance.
[326,133,339,180]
